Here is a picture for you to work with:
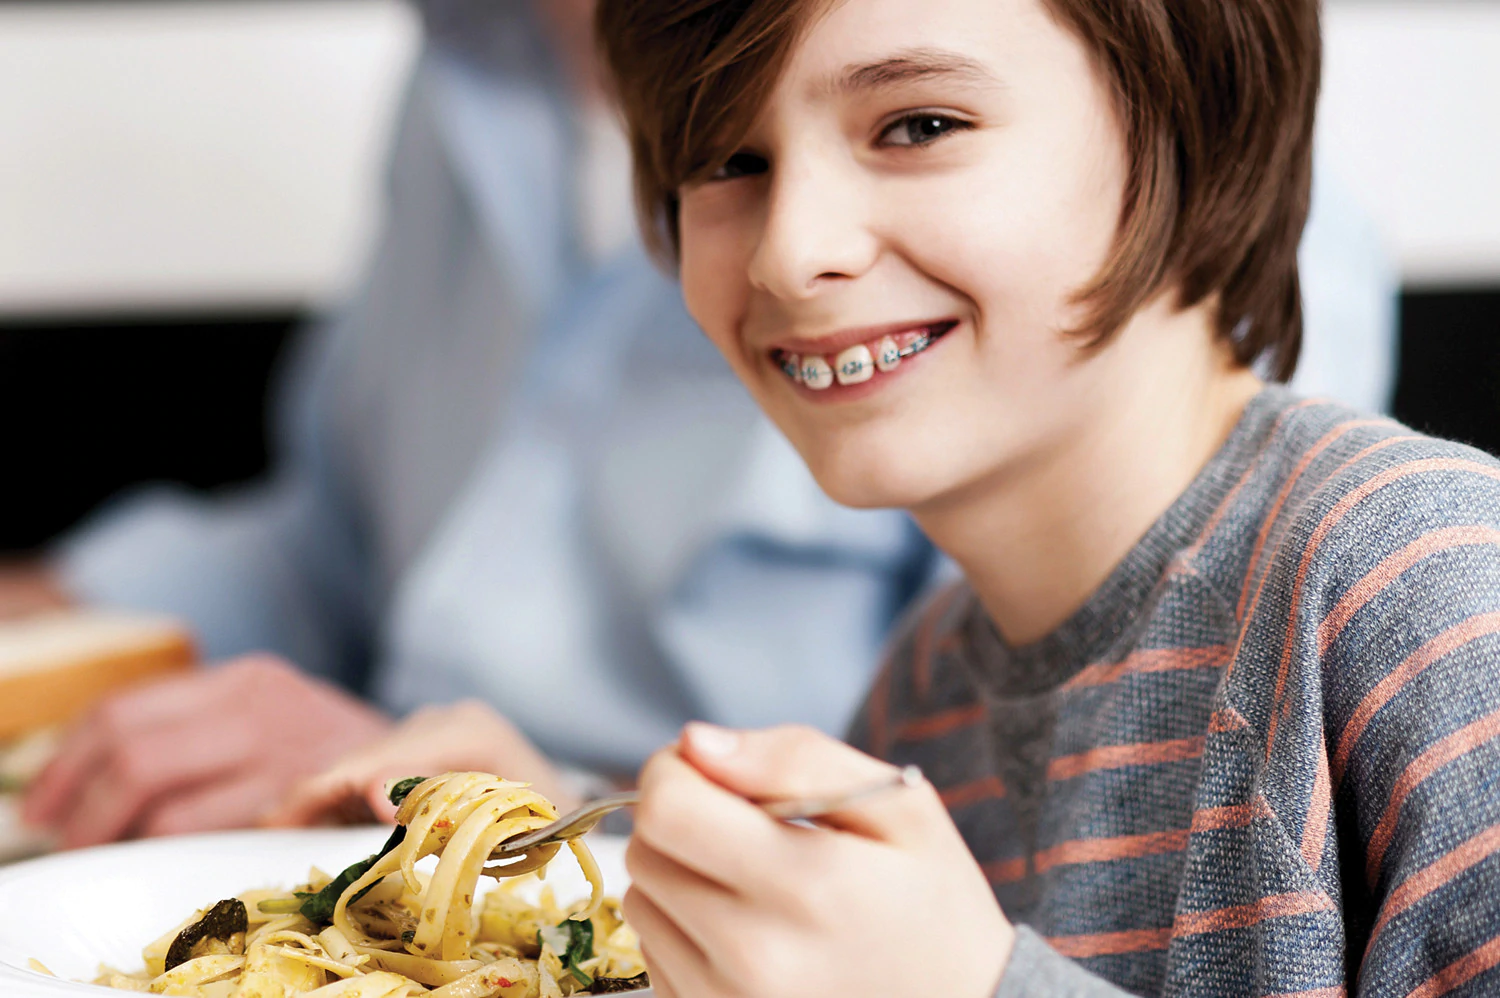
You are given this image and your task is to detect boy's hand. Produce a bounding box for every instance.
[626,723,1014,998]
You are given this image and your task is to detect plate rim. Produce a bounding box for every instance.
[0,827,651,996]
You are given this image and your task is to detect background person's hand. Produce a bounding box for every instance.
[625,724,1013,998]
[264,699,579,827]
[0,561,71,619]
[21,654,391,847]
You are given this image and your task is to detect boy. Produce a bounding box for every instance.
[590,0,1500,996]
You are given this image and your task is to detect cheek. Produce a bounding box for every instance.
[884,129,1125,367]
[679,214,753,366]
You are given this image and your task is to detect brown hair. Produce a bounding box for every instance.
[597,0,1321,380]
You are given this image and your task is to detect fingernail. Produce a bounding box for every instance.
[686,723,739,758]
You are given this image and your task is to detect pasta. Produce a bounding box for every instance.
[93,773,648,997]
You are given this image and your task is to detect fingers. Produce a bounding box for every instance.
[262,764,400,828]
[23,658,282,828]
[27,654,392,846]
[633,749,789,892]
[22,721,109,827]
[54,710,259,848]
[622,888,715,998]
[639,943,684,998]
[678,723,936,844]
[137,771,286,838]
[624,835,739,957]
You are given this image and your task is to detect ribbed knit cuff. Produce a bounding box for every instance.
[994,926,1133,998]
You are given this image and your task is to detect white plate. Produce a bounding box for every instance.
[0,827,648,996]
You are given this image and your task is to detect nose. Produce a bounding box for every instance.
[747,149,879,300]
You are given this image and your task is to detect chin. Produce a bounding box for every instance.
[798,437,955,511]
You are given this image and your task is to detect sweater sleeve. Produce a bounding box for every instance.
[994,928,1138,998]
[1312,452,1500,996]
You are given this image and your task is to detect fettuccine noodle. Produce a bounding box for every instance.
[93,773,647,997]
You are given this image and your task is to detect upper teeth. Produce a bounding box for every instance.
[835,345,874,385]
[800,355,834,390]
[783,327,939,388]
[782,353,802,382]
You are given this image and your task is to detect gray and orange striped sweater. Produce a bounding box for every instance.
[849,386,1500,997]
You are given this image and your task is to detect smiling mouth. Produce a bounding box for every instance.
[769,320,958,390]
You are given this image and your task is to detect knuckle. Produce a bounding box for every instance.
[631,792,671,848]
[453,700,506,733]
[634,751,679,804]
[94,697,135,737]
[765,725,823,790]
[633,777,695,851]
[107,737,155,788]
[620,886,650,929]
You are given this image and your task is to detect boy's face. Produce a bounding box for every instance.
[677,0,1136,510]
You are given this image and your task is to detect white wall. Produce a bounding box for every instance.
[0,0,419,314]
[0,0,1495,315]
[1321,0,1500,287]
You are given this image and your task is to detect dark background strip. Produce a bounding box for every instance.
[0,311,300,552]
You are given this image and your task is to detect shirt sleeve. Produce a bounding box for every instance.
[1312,451,1500,995]
[994,928,1138,998]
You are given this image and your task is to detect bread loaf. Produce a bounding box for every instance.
[0,610,195,739]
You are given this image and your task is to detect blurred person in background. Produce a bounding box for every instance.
[10,0,1394,846]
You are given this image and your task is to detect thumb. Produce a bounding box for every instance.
[677,723,932,843]
[261,768,398,828]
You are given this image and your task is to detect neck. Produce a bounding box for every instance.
[912,302,1263,646]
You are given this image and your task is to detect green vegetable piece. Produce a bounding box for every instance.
[297,824,407,927]
[165,898,247,972]
[255,898,305,915]
[388,776,428,808]
[590,974,651,994]
[288,775,427,928]
[538,917,595,988]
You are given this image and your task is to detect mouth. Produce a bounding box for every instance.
[768,319,959,394]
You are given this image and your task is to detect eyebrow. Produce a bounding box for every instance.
[824,48,1003,96]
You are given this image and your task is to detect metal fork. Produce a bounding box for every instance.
[489,764,924,859]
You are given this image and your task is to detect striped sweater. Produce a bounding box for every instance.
[848,386,1500,997]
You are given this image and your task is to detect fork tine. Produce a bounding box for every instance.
[489,791,641,858]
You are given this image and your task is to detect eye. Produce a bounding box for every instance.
[878,112,971,149]
[710,152,769,181]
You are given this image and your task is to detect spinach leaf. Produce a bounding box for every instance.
[387,776,427,808]
[165,898,247,972]
[292,823,406,926]
[538,917,595,988]
[271,775,429,927]
[591,973,651,993]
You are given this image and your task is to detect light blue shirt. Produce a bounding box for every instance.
[55,5,1396,775]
